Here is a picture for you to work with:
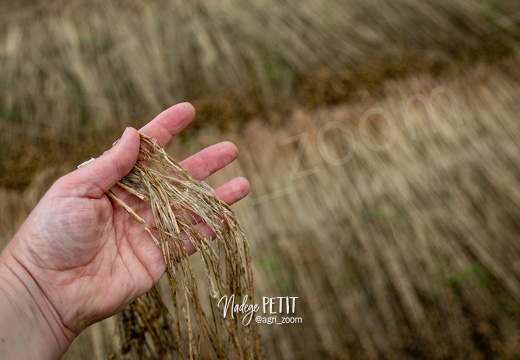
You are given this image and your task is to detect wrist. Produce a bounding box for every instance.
[0,249,75,359]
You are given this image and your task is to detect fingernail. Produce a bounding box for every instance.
[121,127,131,140]
[112,127,130,147]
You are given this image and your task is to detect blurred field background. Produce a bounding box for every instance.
[1,0,520,359]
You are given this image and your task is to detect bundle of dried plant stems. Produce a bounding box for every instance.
[106,133,260,359]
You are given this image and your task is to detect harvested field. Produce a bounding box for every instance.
[1,0,520,189]
[1,0,520,359]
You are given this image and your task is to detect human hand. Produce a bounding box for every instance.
[0,103,249,359]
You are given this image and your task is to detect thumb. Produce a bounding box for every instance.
[65,127,141,198]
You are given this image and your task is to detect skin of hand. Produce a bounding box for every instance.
[0,103,250,359]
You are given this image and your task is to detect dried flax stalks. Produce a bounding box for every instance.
[108,134,260,359]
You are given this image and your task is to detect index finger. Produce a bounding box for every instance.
[138,102,196,147]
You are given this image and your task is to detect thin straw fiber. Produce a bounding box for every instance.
[108,133,260,359]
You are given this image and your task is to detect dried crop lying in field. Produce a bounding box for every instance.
[1,0,520,189]
[2,57,520,360]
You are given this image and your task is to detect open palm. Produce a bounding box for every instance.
[3,103,249,342]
